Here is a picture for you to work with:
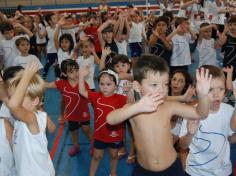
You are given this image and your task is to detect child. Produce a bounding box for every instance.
[166,17,197,72]
[0,21,33,69]
[14,37,43,70]
[179,65,236,176]
[107,55,211,175]
[34,14,47,60]
[219,15,236,80]
[43,13,58,79]
[45,59,93,156]
[197,23,219,67]
[128,10,146,62]
[0,118,16,176]
[149,16,172,66]
[76,37,99,90]
[6,62,55,176]
[79,67,127,176]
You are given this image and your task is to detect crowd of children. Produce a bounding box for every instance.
[1,0,236,175]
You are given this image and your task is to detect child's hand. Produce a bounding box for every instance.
[79,66,90,78]
[102,47,111,57]
[152,29,159,37]
[223,65,233,75]
[183,85,196,103]
[136,92,164,113]
[123,81,132,93]
[196,67,212,96]
[187,119,199,136]
[24,61,39,77]
[58,16,66,26]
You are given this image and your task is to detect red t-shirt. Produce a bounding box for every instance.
[84,26,102,53]
[55,79,90,122]
[88,91,127,143]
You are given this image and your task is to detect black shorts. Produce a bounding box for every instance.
[129,42,142,58]
[132,158,184,176]
[94,140,123,150]
[68,120,90,131]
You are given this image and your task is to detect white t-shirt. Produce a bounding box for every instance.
[198,38,218,67]
[0,118,16,176]
[204,1,225,24]
[46,25,57,54]
[13,111,55,176]
[128,21,144,43]
[0,35,28,68]
[57,48,73,65]
[116,79,130,95]
[76,55,95,89]
[179,103,234,176]
[14,54,43,70]
[35,23,46,44]
[0,103,15,126]
[170,33,193,66]
[116,40,128,55]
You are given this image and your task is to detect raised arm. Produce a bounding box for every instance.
[99,47,111,70]
[79,66,89,98]
[223,66,234,91]
[107,92,164,125]
[172,68,211,119]
[7,61,40,134]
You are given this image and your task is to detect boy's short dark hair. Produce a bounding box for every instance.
[60,59,79,79]
[3,66,24,82]
[200,65,225,80]
[0,21,14,34]
[175,17,188,28]
[102,25,113,33]
[228,15,236,24]
[133,54,169,83]
[163,11,173,22]
[200,22,210,29]
[155,16,169,27]
[45,13,54,24]
[15,37,30,47]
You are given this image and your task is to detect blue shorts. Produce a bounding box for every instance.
[129,42,142,58]
[132,158,184,176]
[94,140,123,150]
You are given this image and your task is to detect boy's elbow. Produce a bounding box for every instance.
[107,114,115,125]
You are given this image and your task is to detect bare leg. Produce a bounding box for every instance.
[89,148,104,176]
[109,148,119,176]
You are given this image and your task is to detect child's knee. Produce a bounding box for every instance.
[109,152,118,160]
[93,153,103,161]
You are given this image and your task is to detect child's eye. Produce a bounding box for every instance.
[209,88,213,92]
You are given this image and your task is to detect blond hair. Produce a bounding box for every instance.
[8,71,45,103]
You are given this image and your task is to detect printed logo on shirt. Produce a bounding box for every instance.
[110,131,119,138]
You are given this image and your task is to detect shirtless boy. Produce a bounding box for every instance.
[107,55,212,175]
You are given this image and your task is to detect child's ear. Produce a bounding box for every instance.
[132,80,141,93]
[32,97,40,107]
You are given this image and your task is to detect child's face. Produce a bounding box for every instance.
[50,15,57,25]
[3,30,14,40]
[201,28,212,40]
[99,74,117,97]
[102,31,113,43]
[65,68,79,81]
[228,23,236,34]
[61,38,71,52]
[135,71,169,97]
[34,15,41,24]
[132,13,140,23]
[155,21,168,34]
[23,16,33,30]
[208,77,225,112]
[171,72,186,95]
[17,41,30,55]
[82,42,91,56]
[113,62,130,74]
[22,96,39,111]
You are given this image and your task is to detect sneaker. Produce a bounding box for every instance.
[68,146,80,157]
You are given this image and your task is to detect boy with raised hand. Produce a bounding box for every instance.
[7,61,55,176]
[180,65,236,176]
[107,55,211,175]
